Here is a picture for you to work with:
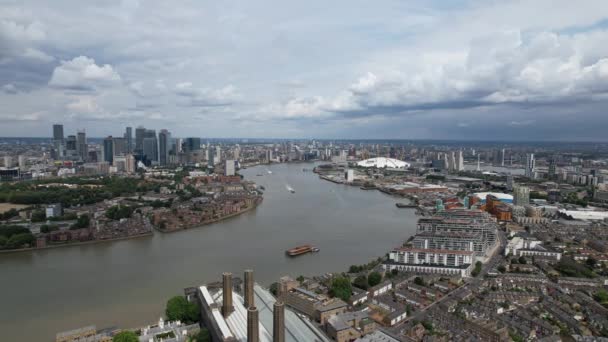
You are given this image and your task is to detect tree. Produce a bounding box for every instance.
[414,277,425,286]
[6,232,34,249]
[329,277,352,301]
[191,328,211,342]
[353,275,368,290]
[112,331,138,342]
[594,289,608,304]
[587,257,598,268]
[368,272,382,287]
[165,296,199,324]
[106,205,134,220]
[31,210,46,222]
[71,214,90,230]
[0,235,7,247]
[518,256,527,264]
[497,265,506,273]
[40,224,59,233]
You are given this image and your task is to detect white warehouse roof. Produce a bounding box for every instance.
[357,157,410,169]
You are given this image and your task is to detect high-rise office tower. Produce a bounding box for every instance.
[112,137,127,156]
[183,137,201,152]
[158,129,171,166]
[77,131,87,161]
[513,185,530,206]
[457,150,464,171]
[549,155,557,180]
[66,135,77,153]
[225,160,235,176]
[124,127,133,154]
[207,147,215,170]
[215,145,222,164]
[52,124,64,141]
[135,126,146,153]
[525,153,535,178]
[449,151,456,171]
[501,149,506,167]
[103,136,114,164]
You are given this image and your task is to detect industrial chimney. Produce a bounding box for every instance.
[222,272,234,317]
[244,269,254,309]
[273,301,285,342]
[247,306,259,342]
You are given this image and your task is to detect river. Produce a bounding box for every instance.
[0,162,417,341]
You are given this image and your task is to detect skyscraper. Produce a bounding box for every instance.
[500,149,506,167]
[525,153,535,179]
[215,145,222,164]
[457,150,464,171]
[113,137,127,156]
[513,185,530,206]
[66,135,77,153]
[225,159,235,176]
[103,136,114,164]
[77,131,87,161]
[183,137,201,152]
[52,124,64,141]
[124,127,133,154]
[143,129,158,163]
[158,129,171,166]
[549,155,557,180]
[135,126,146,153]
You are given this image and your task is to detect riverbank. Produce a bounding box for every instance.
[0,231,153,254]
[156,198,262,233]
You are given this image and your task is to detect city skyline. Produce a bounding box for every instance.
[1,1,608,140]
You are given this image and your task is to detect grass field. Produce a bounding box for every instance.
[0,203,29,214]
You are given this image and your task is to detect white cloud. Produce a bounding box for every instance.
[49,56,121,91]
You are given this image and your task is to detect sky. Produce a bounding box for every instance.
[1,0,608,140]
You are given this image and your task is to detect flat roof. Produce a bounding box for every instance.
[394,247,474,256]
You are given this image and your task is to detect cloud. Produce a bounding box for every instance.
[174,82,239,107]
[2,84,18,94]
[1,0,608,139]
[265,30,608,122]
[49,56,121,91]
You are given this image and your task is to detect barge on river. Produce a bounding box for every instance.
[286,245,320,256]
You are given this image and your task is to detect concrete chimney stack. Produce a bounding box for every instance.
[222,272,234,317]
[247,306,259,342]
[244,269,254,309]
[273,301,285,342]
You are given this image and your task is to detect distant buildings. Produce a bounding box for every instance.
[124,127,132,154]
[513,185,530,206]
[225,159,235,176]
[103,136,114,164]
[356,157,409,169]
[46,203,63,218]
[525,153,535,178]
[158,129,171,166]
[77,131,87,161]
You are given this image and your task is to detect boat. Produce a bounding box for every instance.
[267,170,272,174]
[311,247,320,252]
[286,185,295,193]
[259,185,266,190]
[256,174,263,176]
[286,245,314,256]
[396,203,418,208]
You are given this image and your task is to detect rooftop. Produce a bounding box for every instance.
[201,284,329,342]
